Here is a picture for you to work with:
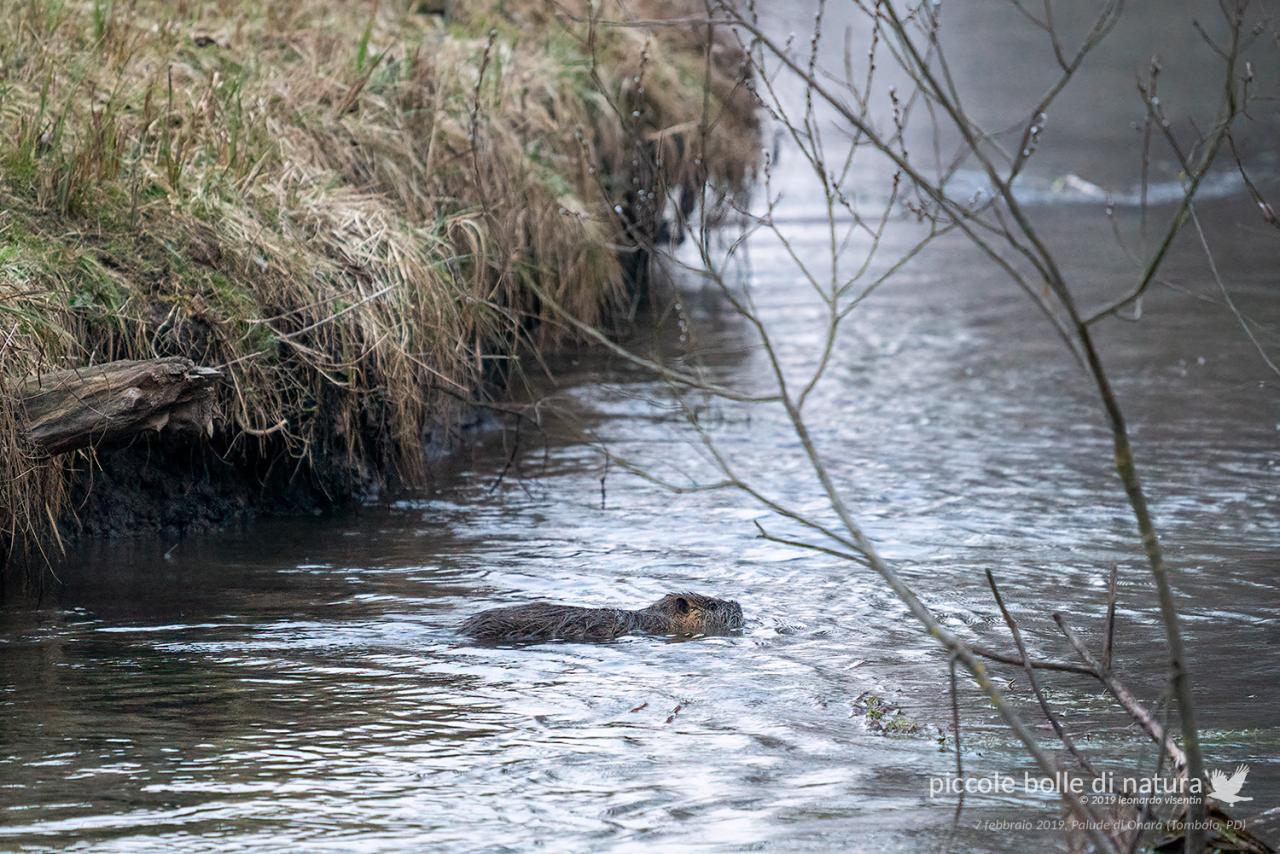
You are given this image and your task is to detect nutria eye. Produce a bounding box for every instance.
[674,597,690,614]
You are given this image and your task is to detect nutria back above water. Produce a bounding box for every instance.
[460,592,744,643]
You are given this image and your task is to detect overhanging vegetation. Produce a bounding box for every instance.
[0,0,758,574]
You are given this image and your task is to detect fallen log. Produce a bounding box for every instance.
[16,357,222,455]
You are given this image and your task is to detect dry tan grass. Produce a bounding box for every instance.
[0,0,758,575]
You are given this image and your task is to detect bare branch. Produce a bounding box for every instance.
[1053,613,1188,775]
[987,569,1099,776]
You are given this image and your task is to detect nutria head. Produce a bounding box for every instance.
[643,592,744,636]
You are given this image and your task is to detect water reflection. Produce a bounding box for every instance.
[4,2,1280,851]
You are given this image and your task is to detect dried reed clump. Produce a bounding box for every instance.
[0,0,759,574]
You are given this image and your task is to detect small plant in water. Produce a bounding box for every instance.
[853,691,920,735]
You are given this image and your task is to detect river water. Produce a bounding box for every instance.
[2,4,1278,852]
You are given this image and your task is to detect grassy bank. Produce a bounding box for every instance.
[0,0,757,575]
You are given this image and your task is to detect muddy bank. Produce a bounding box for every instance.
[59,407,491,543]
[0,0,758,577]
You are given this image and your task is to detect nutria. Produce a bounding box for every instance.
[460,592,744,643]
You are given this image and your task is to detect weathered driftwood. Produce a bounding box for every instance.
[17,358,222,455]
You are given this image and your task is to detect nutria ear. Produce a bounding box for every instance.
[674,596,690,614]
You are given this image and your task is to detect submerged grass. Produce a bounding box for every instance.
[0,0,758,576]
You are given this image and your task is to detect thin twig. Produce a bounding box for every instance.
[1053,613,1187,774]
[1103,562,1118,671]
[948,656,965,847]
[987,570,1098,776]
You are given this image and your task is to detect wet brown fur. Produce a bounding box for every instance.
[460,592,744,643]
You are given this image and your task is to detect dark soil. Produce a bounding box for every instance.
[60,406,498,543]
